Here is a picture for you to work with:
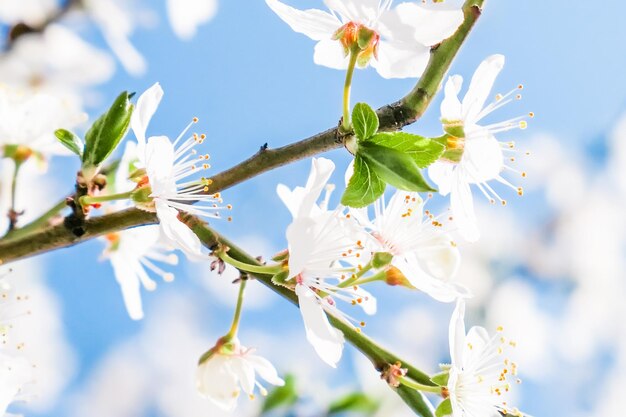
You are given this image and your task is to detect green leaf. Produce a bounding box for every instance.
[55,129,84,158]
[260,374,298,414]
[341,155,386,208]
[430,371,449,387]
[271,269,292,289]
[435,398,453,417]
[359,142,436,192]
[367,132,445,168]
[83,91,134,170]
[352,103,379,141]
[327,392,379,416]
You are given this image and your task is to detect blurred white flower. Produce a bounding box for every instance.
[265,0,463,79]
[196,337,284,411]
[448,299,522,417]
[429,54,530,241]
[0,85,86,165]
[83,0,147,76]
[101,226,178,320]
[166,0,217,40]
[0,24,114,107]
[130,83,227,259]
[278,157,374,367]
[351,190,467,302]
[0,0,58,26]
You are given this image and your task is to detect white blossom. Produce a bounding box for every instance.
[0,85,86,165]
[196,338,284,411]
[351,189,468,302]
[429,54,531,242]
[447,299,523,417]
[278,157,375,367]
[166,0,218,40]
[130,83,227,260]
[265,0,463,79]
[0,0,58,26]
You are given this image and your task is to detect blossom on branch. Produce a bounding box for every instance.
[265,0,463,79]
[128,83,228,260]
[351,190,469,302]
[278,158,375,367]
[429,54,532,241]
[196,337,284,411]
[447,299,523,417]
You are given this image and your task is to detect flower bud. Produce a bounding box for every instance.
[384,266,415,289]
[332,21,380,67]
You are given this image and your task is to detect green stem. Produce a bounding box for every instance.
[79,191,133,206]
[218,250,283,275]
[226,278,247,340]
[399,376,442,394]
[341,50,359,132]
[353,270,387,286]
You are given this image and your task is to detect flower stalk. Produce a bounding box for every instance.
[216,249,283,275]
[341,50,359,132]
[79,190,134,206]
[225,278,247,341]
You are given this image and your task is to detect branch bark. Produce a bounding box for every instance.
[0,0,484,265]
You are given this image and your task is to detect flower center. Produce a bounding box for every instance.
[333,21,380,67]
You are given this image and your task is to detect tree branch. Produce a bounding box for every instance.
[0,0,484,265]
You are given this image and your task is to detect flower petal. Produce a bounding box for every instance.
[166,0,217,40]
[428,162,455,197]
[371,39,430,79]
[462,132,504,184]
[394,2,464,46]
[247,354,285,387]
[462,54,505,123]
[196,356,240,411]
[155,200,205,260]
[449,299,466,367]
[266,0,340,41]
[0,353,31,415]
[441,75,464,121]
[295,284,344,367]
[313,38,349,70]
[109,254,144,320]
[450,170,480,242]
[229,357,255,396]
[297,157,335,218]
[132,83,163,151]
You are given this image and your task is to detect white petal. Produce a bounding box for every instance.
[313,38,349,70]
[266,0,340,41]
[109,254,144,320]
[462,54,505,123]
[297,157,335,218]
[449,299,466,367]
[145,135,175,195]
[0,354,31,415]
[132,83,164,152]
[295,284,344,367]
[155,200,205,260]
[354,286,377,315]
[246,355,285,387]
[285,217,317,278]
[462,132,504,184]
[428,162,455,196]
[450,171,480,242]
[464,325,491,368]
[394,2,464,46]
[229,357,255,395]
[196,356,240,411]
[371,39,430,79]
[167,0,217,40]
[441,75,464,121]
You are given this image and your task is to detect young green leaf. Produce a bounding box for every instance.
[359,142,436,192]
[327,392,379,416]
[368,132,445,168]
[260,374,298,414]
[341,155,386,208]
[430,371,449,387]
[435,398,453,417]
[83,91,134,171]
[54,129,84,158]
[352,102,379,141]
